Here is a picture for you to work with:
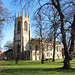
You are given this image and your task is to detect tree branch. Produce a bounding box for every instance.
[37,2,52,13]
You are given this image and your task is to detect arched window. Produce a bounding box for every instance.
[24,21,27,31]
[17,21,21,33]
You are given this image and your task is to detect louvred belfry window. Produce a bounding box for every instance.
[17,21,21,33]
[24,21,27,31]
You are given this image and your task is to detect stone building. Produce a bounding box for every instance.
[31,38,62,60]
[13,11,63,60]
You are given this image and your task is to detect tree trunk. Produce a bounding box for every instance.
[41,47,44,64]
[51,0,71,69]
[38,14,44,64]
[63,14,75,69]
[63,58,71,69]
[52,33,56,62]
[52,11,56,62]
[61,18,71,69]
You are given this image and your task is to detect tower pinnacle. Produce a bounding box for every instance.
[18,12,20,17]
[22,10,23,17]
[15,12,16,18]
[25,11,27,17]
[28,13,30,18]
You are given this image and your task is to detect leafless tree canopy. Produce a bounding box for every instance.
[4,41,13,50]
[0,0,12,40]
[11,0,75,69]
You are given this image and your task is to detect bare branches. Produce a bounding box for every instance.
[38,0,41,6]
[0,0,12,41]
[10,0,75,68]
[37,2,52,13]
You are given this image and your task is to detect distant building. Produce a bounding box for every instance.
[0,51,3,55]
[13,11,63,60]
[4,49,13,60]
[0,49,13,60]
[31,38,62,60]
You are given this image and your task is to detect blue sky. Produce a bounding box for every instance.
[1,0,14,51]
[1,0,69,51]
[1,0,35,51]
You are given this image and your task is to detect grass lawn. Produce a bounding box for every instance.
[0,59,75,75]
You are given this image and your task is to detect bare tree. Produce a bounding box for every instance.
[0,0,11,40]
[38,0,75,69]
[39,6,60,62]
[12,0,75,69]
[33,13,45,64]
[4,41,13,51]
[51,0,74,69]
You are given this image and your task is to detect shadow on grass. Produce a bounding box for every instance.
[2,67,75,75]
[1,61,75,75]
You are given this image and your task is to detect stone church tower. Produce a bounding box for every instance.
[13,11,31,59]
[13,11,63,61]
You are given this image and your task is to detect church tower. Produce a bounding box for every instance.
[13,11,30,59]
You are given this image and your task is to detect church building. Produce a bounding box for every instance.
[13,11,63,60]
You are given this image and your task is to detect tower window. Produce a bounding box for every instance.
[24,21,27,31]
[17,21,21,33]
